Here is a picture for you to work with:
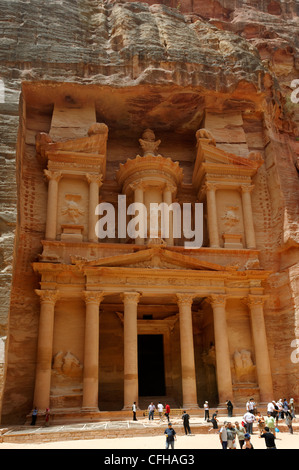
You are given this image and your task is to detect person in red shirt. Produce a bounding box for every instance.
[165,404,170,422]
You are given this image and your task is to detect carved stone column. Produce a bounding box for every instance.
[82,291,104,411]
[86,173,103,243]
[34,289,59,410]
[241,184,256,249]
[209,294,233,405]
[176,293,199,408]
[163,184,175,246]
[44,170,62,240]
[121,292,140,410]
[205,182,220,248]
[246,295,273,403]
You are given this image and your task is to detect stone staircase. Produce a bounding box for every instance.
[137,396,180,412]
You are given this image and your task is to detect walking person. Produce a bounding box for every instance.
[204,401,209,421]
[181,410,191,435]
[265,412,276,437]
[132,401,137,421]
[164,403,170,422]
[148,402,155,420]
[242,410,255,434]
[219,422,228,449]
[289,398,296,418]
[285,409,294,434]
[235,421,246,449]
[208,409,219,432]
[226,400,233,417]
[246,398,256,415]
[157,402,164,421]
[256,412,266,436]
[30,407,38,426]
[260,426,277,449]
[164,422,176,449]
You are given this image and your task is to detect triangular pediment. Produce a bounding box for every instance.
[72,245,232,271]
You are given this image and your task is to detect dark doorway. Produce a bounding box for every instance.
[138,334,166,396]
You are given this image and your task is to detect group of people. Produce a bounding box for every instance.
[218,421,277,450]
[30,407,50,427]
[142,401,171,422]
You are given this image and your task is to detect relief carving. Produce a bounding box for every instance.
[61,194,85,223]
[221,205,240,232]
[232,349,256,384]
[52,351,83,379]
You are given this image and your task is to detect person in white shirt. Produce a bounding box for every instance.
[243,411,255,435]
[132,401,137,421]
[204,401,210,421]
[157,402,164,420]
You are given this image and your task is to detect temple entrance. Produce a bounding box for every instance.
[138,334,166,396]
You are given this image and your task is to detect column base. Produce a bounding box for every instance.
[81,407,100,412]
[182,403,200,410]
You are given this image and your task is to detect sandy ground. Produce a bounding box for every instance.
[0,430,298,450]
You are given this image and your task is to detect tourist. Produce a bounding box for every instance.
[256,411,266,436]
[208,409,219,431]
[260,426,277,449]
[242,410,255,434]
[204,401,210,421]
[289,398,296,418]
[226,400,233,417]
[132,401,137,421]
[45,408,50,427]
[242,433,254,449]
[157,402,164,421]
[148,402,155,420]
[164,403,170,422]
[267,400,275,416]
[276,399,284,420]
[265,412,276,437]
[235,421,246,449]
[285,409,294,434]
[219,421,228,449]
[164,422,176,449]
[246,398,255,414]
[283,398,289,415]
[181,410,192,435]
[30,407,38,426]
[226,422,237,449]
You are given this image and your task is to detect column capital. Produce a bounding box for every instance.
[240,184,255,194]
[245,295,266,308]
[35,289,60,304]
[176,293,194,307]
[43,169,62,182]
[86,173,103,187]
[129,181,144,192]
[205,181,218,192]
[121,292,141,304]
[83,291,105,305]
[163,183,177,194]
[208,294,227,307]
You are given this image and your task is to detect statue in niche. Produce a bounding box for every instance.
[195,128,216,146]
[61,194,84,223]
[233,349,256,384]
[52,351,83,379]
[221,205,240,232]
[139,129,161,156]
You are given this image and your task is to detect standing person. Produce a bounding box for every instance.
[285,409,294,434]
[164,403,170,423]
[242,410,255,434]
[204,401,209,421]
[30,407,38,426]
[235,421,246,449]
[226,400,233,417]
[265,412,276,437]
[45,408,50,427]
[148,402,155,420]
[277,399,284,420]
[226,422,237,449]
[283,398,289,415]
[256,412,265,436]
[181,410,191,435]
[219,421,228,449]
[289,398,296,418]
[242,433,254,449]
[164,422,176,449]
[132,402,137,421]
[246,398,255,414]
[260,426,277,449]
[208,410,219,432]
[157,402,164,421]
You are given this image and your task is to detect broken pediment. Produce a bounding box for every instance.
[72,244,234,271]
[192,128,263,193]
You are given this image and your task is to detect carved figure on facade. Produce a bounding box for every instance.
[139,129,161,156]
[232,349,256,384]
[61,194,85,223]
[52,351,83,379]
